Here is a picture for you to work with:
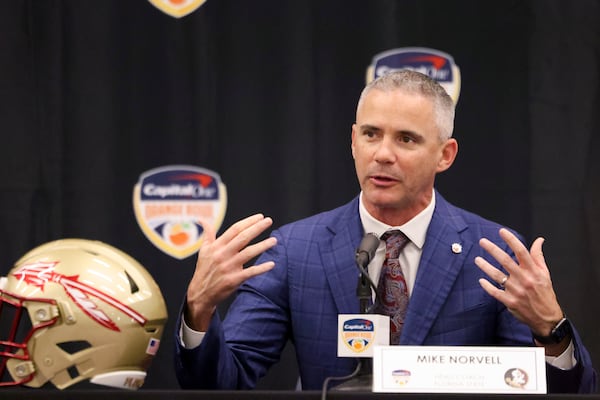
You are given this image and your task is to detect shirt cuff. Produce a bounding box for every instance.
[544,340,576,370]
[179,312,206,349]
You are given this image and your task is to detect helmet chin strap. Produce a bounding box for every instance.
[90,371,147,390]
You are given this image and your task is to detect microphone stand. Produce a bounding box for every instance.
[331,233,380,392]
[333,265,375,391]
[357,269,372,314]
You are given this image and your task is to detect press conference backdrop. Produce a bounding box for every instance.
[1,0,599,391]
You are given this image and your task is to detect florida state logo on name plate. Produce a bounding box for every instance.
[133,165,227,259]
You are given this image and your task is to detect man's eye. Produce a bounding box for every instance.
[364,130,376,138]
[401,135,415,143]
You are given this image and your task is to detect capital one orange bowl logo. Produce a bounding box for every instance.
[366,47,461,105]
[342,318,376,353]
[133,165,227,259]
[148,0,208,18]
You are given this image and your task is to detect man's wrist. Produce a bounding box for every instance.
[184,301,216,332]
[532,317,572,344]
[532,317,573,356]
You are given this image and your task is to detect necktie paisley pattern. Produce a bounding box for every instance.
[373,230,409,345]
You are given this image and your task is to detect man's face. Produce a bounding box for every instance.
[351,88,457,225]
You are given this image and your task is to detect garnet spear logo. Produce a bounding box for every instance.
[13,262,146,331]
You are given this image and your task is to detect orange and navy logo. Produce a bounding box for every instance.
[133,165,227,259]
[366,47,461,104]
[147,0,208,18]
[341,318,376,353]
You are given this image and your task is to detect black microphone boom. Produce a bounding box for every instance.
[355,233,380,314]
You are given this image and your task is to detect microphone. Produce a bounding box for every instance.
[355,233,380,269]
[355,233,380,314]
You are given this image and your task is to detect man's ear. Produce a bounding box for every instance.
[351,124,357,159]
[436,138,458,173]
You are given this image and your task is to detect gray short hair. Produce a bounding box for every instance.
[357,69,455,141]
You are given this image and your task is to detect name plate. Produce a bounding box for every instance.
[373,345,546,394]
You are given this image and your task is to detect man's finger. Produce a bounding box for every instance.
[474,256,507,286]
[234,237,278,265]
[530,237,547,271]
[498,228,533,271]
[478,278,506,302]
[478,237,519,276]
[218,213,268,244]
[239,261,276,281]
[229,216,274,251]
[197,216,217,247]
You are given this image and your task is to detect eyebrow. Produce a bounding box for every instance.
[359,124,424,142]
[358,124,380,132]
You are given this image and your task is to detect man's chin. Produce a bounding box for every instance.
[363,193,403,210]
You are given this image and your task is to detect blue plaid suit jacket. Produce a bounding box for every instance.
[175,192,596,393]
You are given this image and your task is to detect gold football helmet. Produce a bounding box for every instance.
[0,239,168,390]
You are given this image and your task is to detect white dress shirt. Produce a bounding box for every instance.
[358,190,435,298]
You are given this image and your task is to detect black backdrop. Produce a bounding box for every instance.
[1,0,599,391]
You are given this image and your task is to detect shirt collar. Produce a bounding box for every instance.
[358,190,436,249]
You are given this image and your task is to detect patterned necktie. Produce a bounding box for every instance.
[373,230,409,345]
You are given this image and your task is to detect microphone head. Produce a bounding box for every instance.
[355,233,381,268]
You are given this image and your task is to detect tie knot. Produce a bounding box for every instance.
[381,230,408,259]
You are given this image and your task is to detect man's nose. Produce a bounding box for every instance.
[373,137,396,163]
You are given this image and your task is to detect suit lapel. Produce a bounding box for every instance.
[317,194,476,341]
[320,198,364,314]
[400,195,474,345]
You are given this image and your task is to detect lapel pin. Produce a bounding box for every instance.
[451,243,462,254]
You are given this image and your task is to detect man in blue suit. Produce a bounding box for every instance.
[175,70,597,393]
